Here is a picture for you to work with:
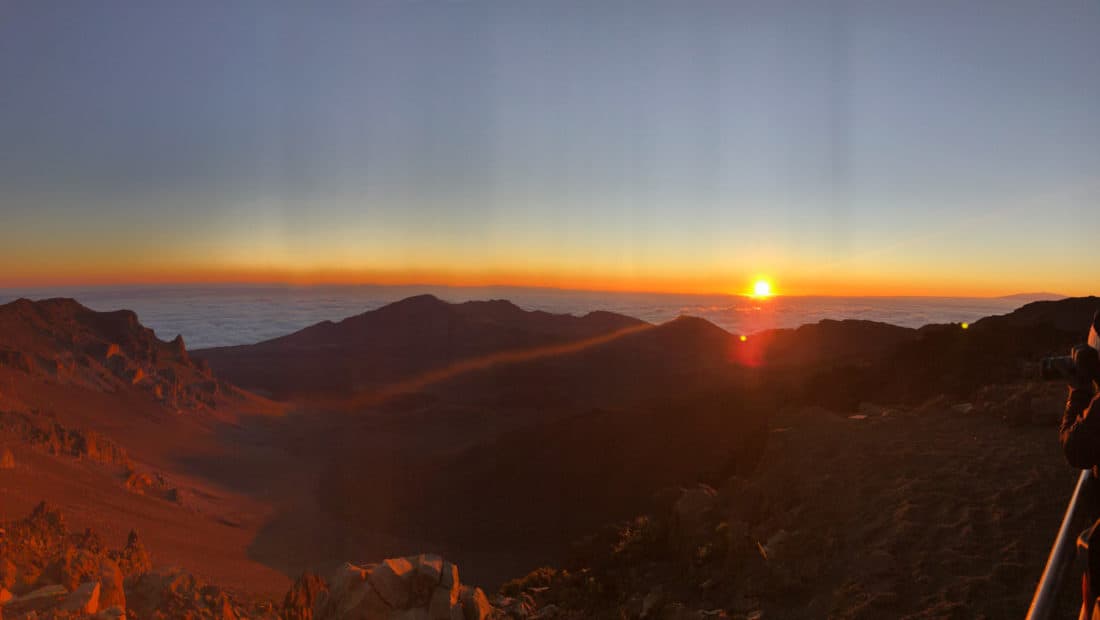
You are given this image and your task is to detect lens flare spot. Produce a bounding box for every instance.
[961,322,969,330]
[739,335,748,342]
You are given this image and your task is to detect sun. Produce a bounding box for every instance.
[752,280,773,298]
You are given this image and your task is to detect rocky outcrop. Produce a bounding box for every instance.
[0,503,268,620]
[285,554,499,620]
[108,531,151,580]
[0,298,235,411]
[125,568,261,619]
[0,412,130,468]
[0,504,123,619]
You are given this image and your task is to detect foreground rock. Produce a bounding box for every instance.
[284,554,498,620]
[0,503,274,620]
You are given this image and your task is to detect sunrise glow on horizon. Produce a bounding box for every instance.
[2,2,1098,298]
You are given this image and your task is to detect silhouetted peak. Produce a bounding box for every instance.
[2,296,89,317]
[796,318,916,335]
[974,295,1100,333]
[456,298,525,319]
[171,334,188,356]
[389,294,446,308]
[661,315,730,338]
[464,298,521,310]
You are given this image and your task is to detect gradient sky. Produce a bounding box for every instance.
[2,1,1099,296]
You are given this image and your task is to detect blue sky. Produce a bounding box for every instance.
[2,1,1098,295]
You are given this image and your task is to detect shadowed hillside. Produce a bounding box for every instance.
[799,297,1100,411]
[195,294,647,400]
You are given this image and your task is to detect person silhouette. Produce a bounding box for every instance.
[1056,311,1100,620]
[1060,312,1100,469]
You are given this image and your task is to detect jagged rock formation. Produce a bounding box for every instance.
[0,412,130,468]
[1,504,511,620]
[0,298,229,411]
[284,554,497,620]
[0,503,271,620]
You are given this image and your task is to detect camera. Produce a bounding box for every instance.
[1041,311,1100,382]
[1041,355,1082,381]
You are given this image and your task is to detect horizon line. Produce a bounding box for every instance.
[0,278,1073,302]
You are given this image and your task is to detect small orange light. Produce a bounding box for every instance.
[961,322,969,330]
[739,335,748,342]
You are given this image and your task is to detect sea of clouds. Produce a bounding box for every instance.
[0,284,1042,349]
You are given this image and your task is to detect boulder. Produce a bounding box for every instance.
[417,554,444,585]
[0,587,12,605]
[3,584,68,616]
[98,557,126,611]
[125,568,252,620]
[307,556,497,620]
[428,584,459,620]
[369,557,416,608]
[412,556,447,607]
[315,563,390,619]
[460,586,492,620]
[60,581,100,614]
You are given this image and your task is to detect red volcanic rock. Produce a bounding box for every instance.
[2,584,69,616]
[0,411,131,467]
[369,556,416,608]
[293,555,496,620]
[97,558,126,611]
[0,297,242,411]
[459,585,493,620]
[281,571,328,620]
[126,569,242,619]
[109,530,152,579]
[59,580,100,614]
